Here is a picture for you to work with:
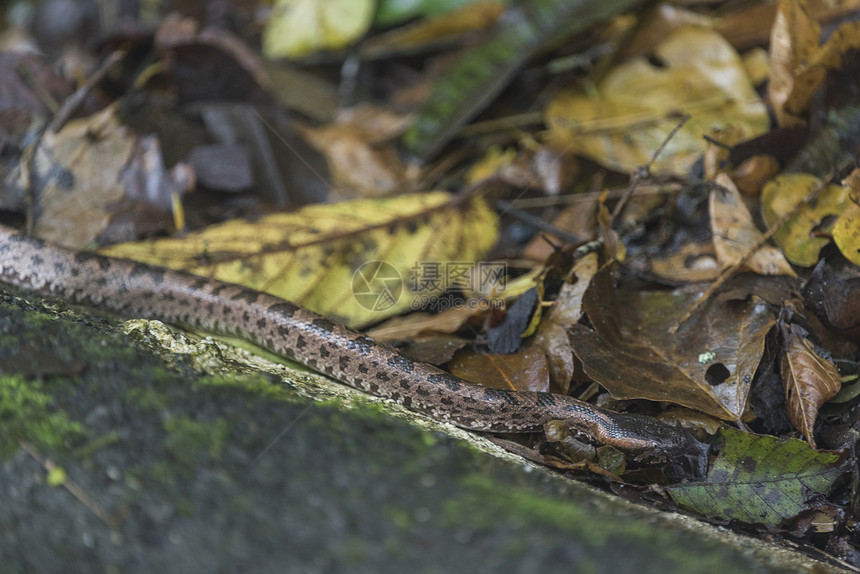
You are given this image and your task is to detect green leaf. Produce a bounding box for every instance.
[667,428,849,527]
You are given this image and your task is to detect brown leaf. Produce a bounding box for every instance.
[447,344,549,393]
[781,323,842,448]
[569,267,775,420]
[768,0,821,127]
[710,173,796,277]
[529,253,598,394]
[803,259,860,340]
[26,105,136,249]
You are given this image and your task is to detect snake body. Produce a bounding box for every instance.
[0,225,706,468]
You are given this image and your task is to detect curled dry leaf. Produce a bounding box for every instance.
[530,253,599,394]
[23,104,136,249]
[769,0,860,128]
[710,173,796,277]
[780,323,842,448]
[768,0,821,127]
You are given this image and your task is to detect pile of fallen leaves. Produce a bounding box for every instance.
[2,0,860,567]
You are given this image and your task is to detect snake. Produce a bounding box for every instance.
[0,224,707,472]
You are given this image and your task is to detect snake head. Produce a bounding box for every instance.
[622,414,710,480]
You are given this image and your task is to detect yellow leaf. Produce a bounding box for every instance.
[102,193,498,329]
[263,0,376,59]
[832,201,860,267]
[545,27,767,176]
[761,174,848,266]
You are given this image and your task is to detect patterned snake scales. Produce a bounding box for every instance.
[0,225,707,469]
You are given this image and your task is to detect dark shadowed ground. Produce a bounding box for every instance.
[0,290,839,573]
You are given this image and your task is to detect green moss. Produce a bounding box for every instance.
[163,415,229,469]
[193,373,286,399]
[73,431,120,458]
[127,387,171,412]
[0,375,85,458]
[443,474,599,542]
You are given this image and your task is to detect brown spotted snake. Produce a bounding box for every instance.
[0,225,707,471]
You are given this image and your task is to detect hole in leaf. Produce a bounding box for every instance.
[705,363,730,386]
[647,54,667,68]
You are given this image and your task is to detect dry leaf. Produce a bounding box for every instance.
[102,192,498,329]
[447,343,549,393]
[529,253,599,394]
[649,241,720,283]
[546,26,767,175]
[803,259,860,340]
[297,105,414,198]
[367,267,542,341]
[776,12,860,127]
[23,104,136,249]
[570,267,775,420]
[710,173,796,277]
[768,0,821,127]
[781,323,843,447]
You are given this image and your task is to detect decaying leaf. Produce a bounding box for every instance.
[780,323,842,447]
[22,104,136,249]
[768,0,821,127]
[297,104,414,198]
[803,259,860,340]
[710,173,796,277]
[546,26,768,175]
[649,241,720,283]
[761,174,848,266]
[486,287,539,354]
[668,428,849,527]
[528,253,599,394]
[447,342,549,393]
[102,192,498,328]
[569,267,775,420]
[770,0,860,127]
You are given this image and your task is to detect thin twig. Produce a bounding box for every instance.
[492,198,584,244]
[19,439,122,530]
[25,50,126,233]
[46,50,126,134]
[609,113,690,225]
